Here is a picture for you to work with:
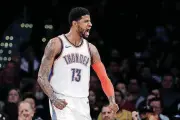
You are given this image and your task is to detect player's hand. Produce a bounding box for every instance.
[109,103,119,115]
[53,99,68,110]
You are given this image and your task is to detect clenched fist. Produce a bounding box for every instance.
[109,103,119,114]
[53,99,68,110]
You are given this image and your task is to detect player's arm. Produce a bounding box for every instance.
[37,37,61,103]
[89,43,115,104]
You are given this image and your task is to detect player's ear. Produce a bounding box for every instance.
[72,21,77,27]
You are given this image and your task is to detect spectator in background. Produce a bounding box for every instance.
[115,82,128,100]
[3,88,21,120]
[136,85,161,109]
[98,104,116,120]
[160,73,180,115]
[18,101,34,120]
[149,97,169,120]
[107,60,121,85]
[127,78,141,104]
[7,88,21,104]
[114,88,135,112]
[139,66,153,85]
[134,105,159,120]
[137,93,156,110]
[23,93,44,120]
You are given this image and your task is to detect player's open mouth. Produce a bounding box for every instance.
[85,29,90,36]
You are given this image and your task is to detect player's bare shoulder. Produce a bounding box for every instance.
[88,43,96,53]
[44,37,62,59]
[88,42,101,64]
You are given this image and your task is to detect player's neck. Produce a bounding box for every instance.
[66,30,82,46]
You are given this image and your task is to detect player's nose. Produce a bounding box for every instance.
[88,22,92,28]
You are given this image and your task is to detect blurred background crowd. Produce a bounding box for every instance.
[1,0,180,120]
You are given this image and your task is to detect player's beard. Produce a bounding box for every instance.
[77,26,88,39]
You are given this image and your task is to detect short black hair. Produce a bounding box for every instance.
[101,103,109,112]
[115,89,125,100]
[139,105,154,114]
[148,97,164,109]
[68,7,90,26]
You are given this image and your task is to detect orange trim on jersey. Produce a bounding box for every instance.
[92,62,114,97]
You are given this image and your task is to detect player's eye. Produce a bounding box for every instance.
[84,20,90,23]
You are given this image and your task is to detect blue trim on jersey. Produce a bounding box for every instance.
[48,68,53,81]
[51,104,57,120]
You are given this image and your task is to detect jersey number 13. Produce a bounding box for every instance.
[71,68,82,82]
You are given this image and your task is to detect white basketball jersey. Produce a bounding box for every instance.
[49,34,91,98]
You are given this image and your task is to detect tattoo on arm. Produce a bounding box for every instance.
[89,43,101,64]
[108,96,116,104]
[37,39,58,102]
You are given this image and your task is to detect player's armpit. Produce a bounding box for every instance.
[92,62,115,103]
[37,37,61,102]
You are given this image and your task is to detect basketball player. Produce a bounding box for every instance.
[37,7,119,120]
